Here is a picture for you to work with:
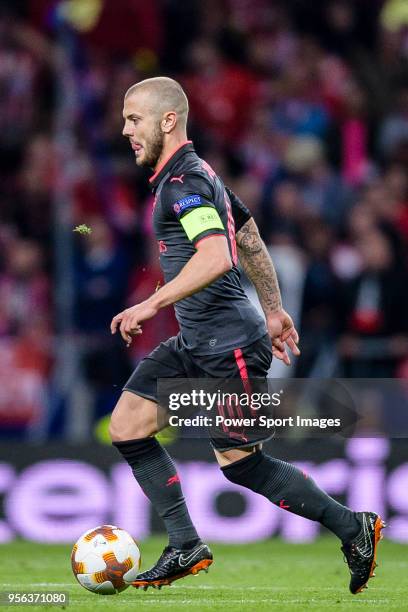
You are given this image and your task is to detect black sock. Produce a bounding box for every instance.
[222,451,360,542]
[113,437,200,549]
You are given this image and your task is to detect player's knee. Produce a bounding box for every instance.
[109,394,159,442]
[108,414,129,442]
[214,445,262,467]
[109,413,157,442]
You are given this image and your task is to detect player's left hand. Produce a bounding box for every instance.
[110,300,159,346]
[266,308,300,366]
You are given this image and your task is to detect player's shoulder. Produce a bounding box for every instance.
[168,152,219,188]
[161,165,215,201]
[179,150,218,177]
[159,169,217,219]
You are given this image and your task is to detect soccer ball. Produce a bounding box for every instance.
[71,525,141,594]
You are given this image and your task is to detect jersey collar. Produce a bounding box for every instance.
[149,140,194,189]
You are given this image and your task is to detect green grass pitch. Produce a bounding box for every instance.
[1,537,407,611]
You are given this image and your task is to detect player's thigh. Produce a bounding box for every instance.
[109,391,166,441]
[124,335,187,402]
[110,335,187,441]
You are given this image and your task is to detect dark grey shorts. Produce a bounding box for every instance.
[124,333,273,451]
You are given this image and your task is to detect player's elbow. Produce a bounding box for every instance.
[221,255,233,273]
[205,253,232,280]
[196,235,232,277]
[215,253,232,276]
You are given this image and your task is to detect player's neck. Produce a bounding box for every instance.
[154,135,190,173]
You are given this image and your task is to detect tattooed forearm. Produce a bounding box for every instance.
[236,218,282,313]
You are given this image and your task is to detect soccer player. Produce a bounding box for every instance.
[110,77,384,594]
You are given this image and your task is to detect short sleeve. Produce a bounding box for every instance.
[162,173,226,246]
[225,186,252,232]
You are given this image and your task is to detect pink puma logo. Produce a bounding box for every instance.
[170,174,184,183]
[166,474,180,486]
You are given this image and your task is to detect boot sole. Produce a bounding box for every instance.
[131,558,213,590]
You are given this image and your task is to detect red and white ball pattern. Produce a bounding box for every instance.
[71,525,141,595]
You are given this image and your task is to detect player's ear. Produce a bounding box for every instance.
[161,111,177,133]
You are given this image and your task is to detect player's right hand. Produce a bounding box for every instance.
[111,300,159,346]
[110,309,142,346]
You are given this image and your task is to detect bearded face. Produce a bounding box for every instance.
[122,93,166,169]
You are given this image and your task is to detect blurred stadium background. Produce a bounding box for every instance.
[0,0,408,549]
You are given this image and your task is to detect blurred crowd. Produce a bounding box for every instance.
[1,0,408,437]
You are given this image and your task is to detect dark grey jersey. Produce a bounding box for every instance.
[149,141,266,355]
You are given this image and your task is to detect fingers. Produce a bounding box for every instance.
[279,323,300,356]
[272,345,291,366]
[280,326,292,342]
[281,323,299,342]
[111,312,133,342]
[110,312,124,334]
[272,338,291,366]
[272,328,301,366]
[120,316,136,343]
[273,337,285,352]
[111,310,142,345]
[280,324,295,342]
[286,334,301,356]
[126,326,143,347]
[131,326,143,335]
[120,323,132,345]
